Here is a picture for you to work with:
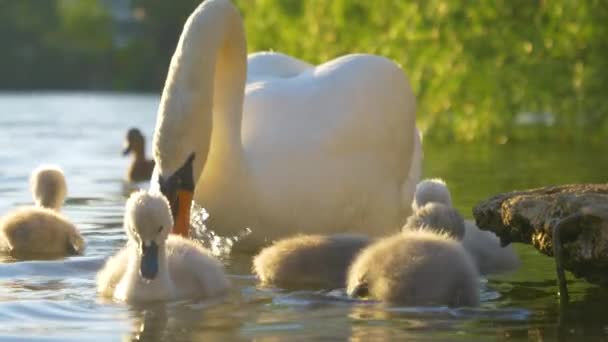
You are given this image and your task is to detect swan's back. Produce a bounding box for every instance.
[247,52,313,83]
[165,235,230,298]
[241,54,417,241]
[347,230,479,307]
[0,207,84,256]
[253,233,371,289]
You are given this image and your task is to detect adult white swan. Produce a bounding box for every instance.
[152,0,421,251]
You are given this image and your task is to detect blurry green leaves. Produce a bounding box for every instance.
[0,0,606,142]
[234,0,608,142]
[56,0,112,53]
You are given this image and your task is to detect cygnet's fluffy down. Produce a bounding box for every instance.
[30,165,67,210]
[347,230,479,307]
[0,166,84,256]
[404,202,465,239]
[462,221,520,275]
[123,128,155,182]
[411,178,452,212]
[253,234,371,290]
[96,190,229,302]
[411,178,519,275]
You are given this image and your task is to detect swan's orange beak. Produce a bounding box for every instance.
[173,190,193,236]
[156,153,196,237]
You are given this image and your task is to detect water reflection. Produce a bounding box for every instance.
[127,303,169,342]
[1,94,608,340]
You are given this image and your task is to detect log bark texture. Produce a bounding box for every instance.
[473,184,608,285]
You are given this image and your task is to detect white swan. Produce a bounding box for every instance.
[151,0,421,251]
[253,233,371,290]
[0,166,84,256]
[96,190,229,302]
[412,178,520,274]
[247,52,313,83]
[346,230,479,307]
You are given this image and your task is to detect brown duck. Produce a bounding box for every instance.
[123,128,155,182]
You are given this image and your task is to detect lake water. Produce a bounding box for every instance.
[0,93,607,341]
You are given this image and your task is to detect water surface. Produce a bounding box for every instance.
[0,93,607,341]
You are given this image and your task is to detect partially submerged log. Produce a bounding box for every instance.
[473,184,608,286]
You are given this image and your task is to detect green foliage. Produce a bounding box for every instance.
[0,0,606,142]
[234,0,608,142]
[0,0,112,88]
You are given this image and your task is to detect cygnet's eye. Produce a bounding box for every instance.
[158,226,163,233]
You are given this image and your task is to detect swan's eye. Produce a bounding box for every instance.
[158,226,163,233]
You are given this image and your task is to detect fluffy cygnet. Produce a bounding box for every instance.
[411,178,519,274]
[30,166,67,210]
[411,178,452,212]
[404,202,465,239]
[0,166,84,256]
[347,230,479,307]
[253,234,371,290]
[123,128,155,182]
[96,190,229,302]
[462,221,520,275]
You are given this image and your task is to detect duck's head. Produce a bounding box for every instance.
[125,190,174,280]
[30,165,67,211]
[123,128,146,157]
[412,178,452,212]
[405,202,465,240]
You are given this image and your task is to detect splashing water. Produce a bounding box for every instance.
[189,203,252,257]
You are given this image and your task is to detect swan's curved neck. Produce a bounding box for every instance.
[153,0,247,182]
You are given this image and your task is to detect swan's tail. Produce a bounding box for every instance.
[401,127,423,216]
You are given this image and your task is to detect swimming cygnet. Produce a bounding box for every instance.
[123,128,155,182]
[405,202,466,239]
[253,234,371,290]
[412,178,519,274]
[347,229,479,307]
[0,166,85,256]
[96,190,229,302]
[411,178,452,212]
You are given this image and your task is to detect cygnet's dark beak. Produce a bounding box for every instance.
[140,241,159,280]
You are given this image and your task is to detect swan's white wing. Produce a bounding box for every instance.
[247,52,313,83]
[241,54,417,238]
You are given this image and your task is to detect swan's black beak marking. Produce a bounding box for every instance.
[140,241,159,280]
[156,153,196,236]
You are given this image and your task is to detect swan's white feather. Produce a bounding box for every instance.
[241,54,416,241]
[247,52,313,83]
[153,0,420,249]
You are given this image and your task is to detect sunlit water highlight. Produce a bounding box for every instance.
[0,93,607,341]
